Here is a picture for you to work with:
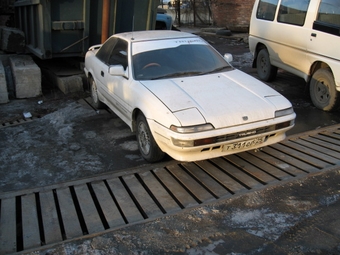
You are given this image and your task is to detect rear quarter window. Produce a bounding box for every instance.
[256,0,279,21]
[314,0,340,36]
[277,0,310,26]
[317,0,340,26]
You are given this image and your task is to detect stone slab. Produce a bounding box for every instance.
[9,55,41,98]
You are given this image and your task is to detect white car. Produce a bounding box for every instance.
[84,30,296,162]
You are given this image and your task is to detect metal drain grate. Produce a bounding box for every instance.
[1,125,340,254]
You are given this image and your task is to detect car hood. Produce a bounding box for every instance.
[140,70,290,128]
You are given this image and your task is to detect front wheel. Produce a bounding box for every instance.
[136,114,165,162]
[256,48,278,82]
[310,68,340,111]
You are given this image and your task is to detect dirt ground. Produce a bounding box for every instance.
[1,30,340,254]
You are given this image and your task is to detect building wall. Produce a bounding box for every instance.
[210,0,255,32]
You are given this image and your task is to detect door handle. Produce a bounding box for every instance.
[311,33,317,37]
[101,71,104,77]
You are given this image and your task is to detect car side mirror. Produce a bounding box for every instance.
[109,65,125,76]
[223,53,233,63]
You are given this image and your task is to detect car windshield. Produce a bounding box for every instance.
[132,42,231,81]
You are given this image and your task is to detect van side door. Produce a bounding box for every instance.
[272,0,311,77]
[308,0,340,76]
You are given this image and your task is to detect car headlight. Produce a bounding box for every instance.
[170,123,214,134]
[275,107,294,118]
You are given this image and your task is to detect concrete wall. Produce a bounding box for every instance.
[210,0,255,32]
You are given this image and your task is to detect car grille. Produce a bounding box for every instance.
[215,125,274,143]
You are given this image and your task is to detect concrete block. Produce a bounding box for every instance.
[10,55,41,98]
[0,60,9,104]
[56,75,84,94]
[1,27,25,53]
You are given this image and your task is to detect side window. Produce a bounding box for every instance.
[256,0,279,21]
[96,37,118,64]
[108,39,128,70]
[317,0,340,26]
[277,0,310,26]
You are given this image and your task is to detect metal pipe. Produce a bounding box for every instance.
[101,0,110,43]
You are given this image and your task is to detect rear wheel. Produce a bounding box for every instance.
[310,68,340,111]
[89,77,105,109]
[136,113,164,162]
[256,48,278,82]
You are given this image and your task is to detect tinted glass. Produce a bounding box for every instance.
[277,0,310,26]
[133,44,231,81]
[317,0,340,26]
[256,0,279,21]
[96,37,117,64]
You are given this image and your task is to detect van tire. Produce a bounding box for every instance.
[310,68,340,111]
[256,48,277,82]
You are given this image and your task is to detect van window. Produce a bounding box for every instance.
[317,0,340,26]
[277,0,310,26]
[256,0,279,21]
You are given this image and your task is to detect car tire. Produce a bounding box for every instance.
[89,77,105,109]
[216,29,232,36]
[136,113,165,162]
[310,68,340,111]
[256,48,278,82]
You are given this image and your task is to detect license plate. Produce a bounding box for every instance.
[223,137,266,151]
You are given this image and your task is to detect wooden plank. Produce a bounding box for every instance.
[56,187,83,239]
[139,171,181,214]
[122,175,163,218]
[0,198,16,254]
[285,141,339,163]
[39,191,63,244]
[21,193,41,249]
[311,134,340,146]
[182,162,231,198]
[91,181,126,228]
[271,143,331,169]
[153,168,198,208]
[244,151,292,181]
[106,178,144,223]
[196,160,247,193]
[262,146,319,174]
[74,184,105,234]
[209,158,262,189]
[289,139,340,161]
[320,131,340,140]
[226,154,278,184]
[167,164,215,203]
[301,136,340,152]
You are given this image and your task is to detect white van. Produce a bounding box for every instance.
[249,0,340,111]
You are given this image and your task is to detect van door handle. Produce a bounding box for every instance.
[311,33,317,37]
[101,71,104,77]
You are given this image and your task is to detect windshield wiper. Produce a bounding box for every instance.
[199,66,232,75]
[151,71,203,80]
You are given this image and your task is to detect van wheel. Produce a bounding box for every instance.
[310,68,340,111]
[256,48,277,82]
[136,113,165,162]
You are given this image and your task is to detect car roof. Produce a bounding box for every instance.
[112,30,198,43]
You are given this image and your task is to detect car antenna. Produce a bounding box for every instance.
[131,16,135,40]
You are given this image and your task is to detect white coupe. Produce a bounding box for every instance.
[84,30,296,162]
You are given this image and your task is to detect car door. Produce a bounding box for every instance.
[93,37,119,100]
[105,39,133,124]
